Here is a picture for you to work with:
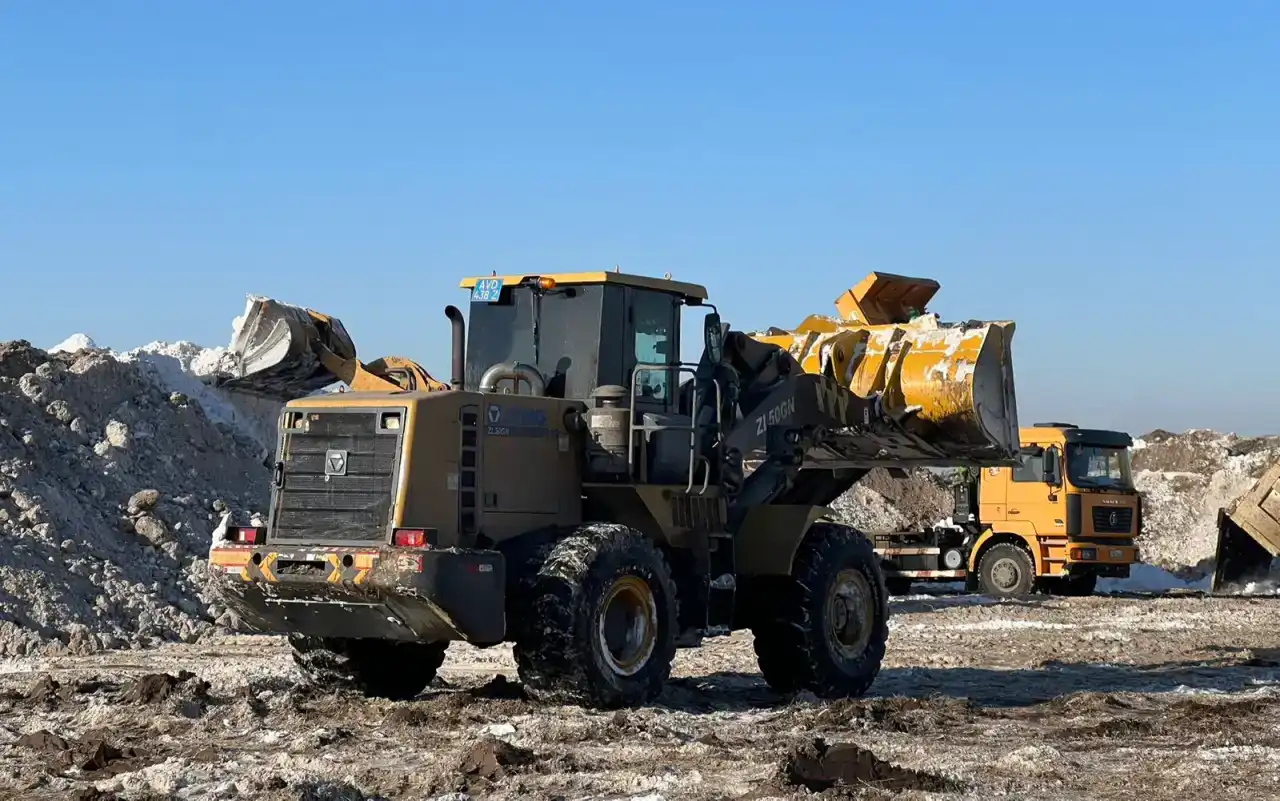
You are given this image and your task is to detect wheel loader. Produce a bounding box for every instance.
[1211,462,1280,592]
[207,269,1020,708]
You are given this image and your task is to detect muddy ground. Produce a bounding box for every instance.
[4,590,1280,801]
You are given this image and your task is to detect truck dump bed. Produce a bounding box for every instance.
[1212,462,1280,591]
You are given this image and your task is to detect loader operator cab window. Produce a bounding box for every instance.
[629,289,679,410]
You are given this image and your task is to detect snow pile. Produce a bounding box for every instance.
[1132,429,1280,577]
[0,337,273,657]
[48,333,98,354]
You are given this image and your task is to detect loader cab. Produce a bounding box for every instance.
[458,271,712,412]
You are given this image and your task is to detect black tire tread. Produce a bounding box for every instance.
[751,523,890,698]
[512,523,678,708]
[977,542,1037,598]
[289,635,447,700]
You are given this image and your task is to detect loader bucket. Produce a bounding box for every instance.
[749,272,1019,463]
[1210,463,1280,592]
[214,296,358,400]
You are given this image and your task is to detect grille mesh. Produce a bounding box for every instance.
[271,411,401,542]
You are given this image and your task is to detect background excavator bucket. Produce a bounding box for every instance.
[214,296,358,400]
[1211,463,1280,592]
[749,272,1019,463]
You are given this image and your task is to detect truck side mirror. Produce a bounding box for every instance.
[704,312,725,364]
[1043,447,1062,486]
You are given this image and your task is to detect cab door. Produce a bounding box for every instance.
[1004,445,1065,535]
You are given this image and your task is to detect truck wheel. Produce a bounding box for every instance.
[513,523,679,709]
[751,523,889,698]
[977,543,1036,598]
[289,635,447,700]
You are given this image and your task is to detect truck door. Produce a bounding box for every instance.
[979,466,1008,523]
[1005,445,1064,535]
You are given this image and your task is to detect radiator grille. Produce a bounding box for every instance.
[270,410,402,542]
[1092,506,1133,534]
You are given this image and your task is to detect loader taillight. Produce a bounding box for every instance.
[394,528,428,548]
[229,526,264,544]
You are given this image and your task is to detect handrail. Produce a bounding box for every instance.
[626,362,724,495]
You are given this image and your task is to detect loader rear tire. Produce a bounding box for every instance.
[289,635,447,700]
[751,523,889,698]
[512,523,679,709]
[977,543,1036,598]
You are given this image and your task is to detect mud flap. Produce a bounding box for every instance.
[1212,509,1277,592]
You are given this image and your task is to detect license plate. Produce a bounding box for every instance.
[1110,549,1123,560]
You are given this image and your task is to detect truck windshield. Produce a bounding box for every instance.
[1066,444,1134,490]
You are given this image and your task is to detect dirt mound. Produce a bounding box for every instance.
[776,737,959,794]
[830,468,954,532]
[451,737,537,794]
[815,695,978,733]
[0,335,274,657]
[1131,429,1280,575]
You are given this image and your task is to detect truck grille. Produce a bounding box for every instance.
[1092,506,1133,534]
[270,410,403,543]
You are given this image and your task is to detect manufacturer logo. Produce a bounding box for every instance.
[325,449,348,477]
[488,404,502,424]
[1108,511,1119,527]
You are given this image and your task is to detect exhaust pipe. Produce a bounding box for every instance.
[445,305,466,390]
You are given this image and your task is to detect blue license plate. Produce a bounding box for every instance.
[471,277,504,302]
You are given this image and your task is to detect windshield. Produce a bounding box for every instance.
[1066,444,1134,490]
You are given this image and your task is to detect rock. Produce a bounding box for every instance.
[68,417,90,440]
[44,400,73,424]
[104,420,130,449]
[132,515,170,545]
[128,489,161,515]
[18,373,48,403]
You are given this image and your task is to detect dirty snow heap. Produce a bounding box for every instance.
[0,332,277,657]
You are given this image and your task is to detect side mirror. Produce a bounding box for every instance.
[704,312,725,364]
[1043,448,1062,486]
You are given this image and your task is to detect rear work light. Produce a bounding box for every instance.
[228,526,265,544]
[393,528,429,548]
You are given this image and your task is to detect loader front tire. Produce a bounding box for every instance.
[751,523,889,698]
[289,635,447,700]
[513,524,679,709]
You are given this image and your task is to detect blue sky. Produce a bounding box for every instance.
[2,2,1276,435]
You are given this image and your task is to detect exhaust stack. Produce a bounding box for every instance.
[445,305,466,391]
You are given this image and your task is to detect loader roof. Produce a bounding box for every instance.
[460,271,709,302]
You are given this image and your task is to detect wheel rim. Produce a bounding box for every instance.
[826,569,876,660]
[598,575,658,677]
[990,557,1023,591]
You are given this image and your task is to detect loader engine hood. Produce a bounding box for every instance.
[746,271,1019,464]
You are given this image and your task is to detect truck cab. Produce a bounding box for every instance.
[875,422,1141,598]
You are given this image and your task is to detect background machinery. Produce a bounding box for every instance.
[1212,463,1280,592]
[208,269,1021,708]
[873,423,1141,598]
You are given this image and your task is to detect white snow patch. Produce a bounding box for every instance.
[1097,563,1211,594]
[49,333,99,353]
